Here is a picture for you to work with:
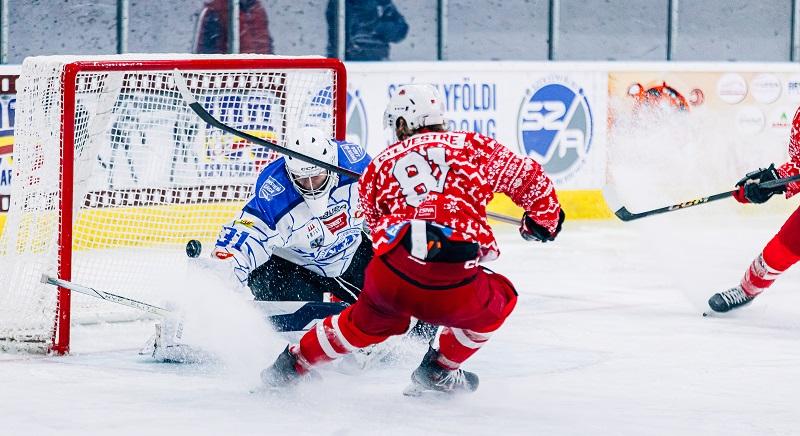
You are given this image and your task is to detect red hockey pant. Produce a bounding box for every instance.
[741,205,800,295]
[293,244,518,372]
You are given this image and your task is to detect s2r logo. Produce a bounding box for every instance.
[517,79,593,182]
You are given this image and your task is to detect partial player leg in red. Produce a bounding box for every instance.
[708,206,800,313]
[261,242,518,394]
[404,280,517,396]
[260,263,412,387]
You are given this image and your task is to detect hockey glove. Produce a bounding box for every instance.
[733,163,785,204]
[520,209,565,242]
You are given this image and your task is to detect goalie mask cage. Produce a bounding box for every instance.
[0,54,346,354]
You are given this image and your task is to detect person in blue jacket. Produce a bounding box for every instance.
[326,0,409,61]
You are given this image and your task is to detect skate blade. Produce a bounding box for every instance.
[250,383,291,395]
[250,386,279,395]
[402,382,454,398]
[403,382,424,397]
[252,373,292,395]
[249,385,268,395]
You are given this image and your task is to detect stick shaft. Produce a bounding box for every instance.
[41,274,170,317]
[487,211,519,225]
[609,174,800,221]
[41,275,348,332]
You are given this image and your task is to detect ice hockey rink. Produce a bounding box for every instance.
[3,0,800,433]
[2,203,799,436]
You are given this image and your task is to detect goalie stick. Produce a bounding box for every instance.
[40,275,347,332]
[170,69,520,227]
[603,174,800,222]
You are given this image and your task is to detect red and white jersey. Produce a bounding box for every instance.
[358,130,561,261]
[778,106,800,198]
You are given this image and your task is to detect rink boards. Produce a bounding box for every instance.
[4,60,800,240]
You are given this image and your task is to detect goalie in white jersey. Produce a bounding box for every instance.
[144,127,373,362]
[213,126,373,304]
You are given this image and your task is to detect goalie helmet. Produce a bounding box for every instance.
[383,84,446,140]
[284,126,339,217]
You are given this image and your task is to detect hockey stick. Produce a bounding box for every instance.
[42,274,171,317]
[486,211,519,225]
[171,70,361,181]
[603,174,800,222]
[171,69,521,227]
[40,274,347,332]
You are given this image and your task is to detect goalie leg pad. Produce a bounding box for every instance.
[140,316,213,364]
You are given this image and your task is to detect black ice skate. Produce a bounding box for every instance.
[707,286,755,313]
[403,346,479,396]
[260,346,316,389]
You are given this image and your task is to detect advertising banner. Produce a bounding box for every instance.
[4,61,800,238]
[607,69,798,213]
[346,64,608,190]
[0,66,16,232]
[346,63,610,218]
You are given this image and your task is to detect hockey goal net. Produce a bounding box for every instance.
[0,54,345,354]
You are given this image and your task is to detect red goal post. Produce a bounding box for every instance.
[0,55,346,354]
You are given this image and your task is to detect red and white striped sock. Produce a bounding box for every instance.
[740,236,800,296]
[435,327,493,370]
[292,306,389,374]
[291,315,353,373]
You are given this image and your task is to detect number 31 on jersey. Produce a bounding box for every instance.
[391,147,450,207]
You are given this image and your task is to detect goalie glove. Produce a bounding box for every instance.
[519,209,565,242]
[733,164,785,204]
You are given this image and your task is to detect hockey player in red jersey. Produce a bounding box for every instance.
[707,107,800,313]
[261,84,564,394]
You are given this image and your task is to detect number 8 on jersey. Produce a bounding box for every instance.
[391,147,450,207]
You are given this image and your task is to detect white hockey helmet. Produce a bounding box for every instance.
[383,84,446,138]
[284,126,339,216]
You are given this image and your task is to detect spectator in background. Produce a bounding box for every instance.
[194,0,273,54]
[326,0,409,61]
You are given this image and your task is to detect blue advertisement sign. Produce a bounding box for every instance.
[517,78,594,182]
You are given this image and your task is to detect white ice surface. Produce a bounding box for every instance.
[2,211,800,436]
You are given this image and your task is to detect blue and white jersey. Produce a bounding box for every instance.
[212,140,371,285]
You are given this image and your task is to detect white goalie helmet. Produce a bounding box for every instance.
[284,126,339,217]
[383,84,446,137]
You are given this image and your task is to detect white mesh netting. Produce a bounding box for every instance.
[0,54,341,352]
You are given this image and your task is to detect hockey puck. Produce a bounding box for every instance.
[186,239,202,258]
